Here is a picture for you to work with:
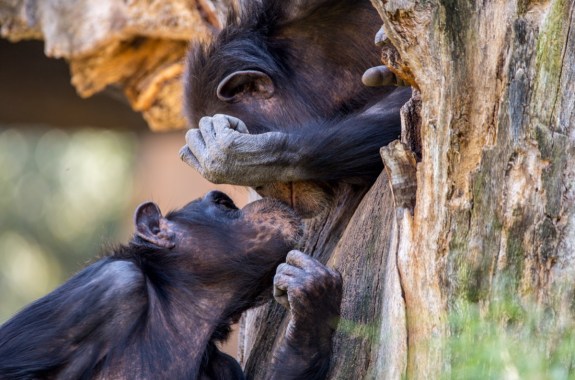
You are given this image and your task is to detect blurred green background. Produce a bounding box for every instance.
[0,38,146,324]
[0,126,136,321]
[0,40,247,326]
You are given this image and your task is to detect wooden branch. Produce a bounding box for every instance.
[381,141,417,212]
[0,0,229,131]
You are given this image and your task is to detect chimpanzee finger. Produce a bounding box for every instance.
[198,116,218,147]
[211,114,230,134]
[273,261,307,310]
[209,116,241,148]
[285,250,329,275]
[275,262,305,278]
[185,127,206,149]
[185,128,208,162]
[361,65,396,87]
[179,146,203,174]
[213,114,249,134]
[273,273,296,310]
[374,26,386,46]
[274,293,290,311]
[273,275,288,296]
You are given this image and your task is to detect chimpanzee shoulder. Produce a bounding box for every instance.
[0,193,339,379]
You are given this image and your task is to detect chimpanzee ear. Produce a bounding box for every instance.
[133,202,175,249]
[217,70,275,102]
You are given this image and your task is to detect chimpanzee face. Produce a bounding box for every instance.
[134,191,302,287]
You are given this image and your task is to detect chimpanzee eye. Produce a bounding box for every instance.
[216,198,236,209]
[212,194,238,210]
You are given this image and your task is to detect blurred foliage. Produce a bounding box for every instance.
[447,295,575,379]
[0,126,137,322]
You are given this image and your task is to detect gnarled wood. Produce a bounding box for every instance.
[0,0,230,131]
[370,0,575,377]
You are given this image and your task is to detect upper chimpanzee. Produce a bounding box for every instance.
[180,0,411,217]
[0,191,342,380]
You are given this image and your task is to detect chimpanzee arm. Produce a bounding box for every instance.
[180,112,397,186]
[180,88,409,186]
[268,250,342,380]
[200,345,245,380]
[0,259,145,378]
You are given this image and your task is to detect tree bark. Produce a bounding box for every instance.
[369,0,575,378]
[239,183,370,378]
[238,97,421,380]
[243,0,575,377]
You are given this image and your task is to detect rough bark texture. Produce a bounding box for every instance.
[238,173,407,380]
[239,183,370,378]
[370,0,575,378]
[0,0,231,131]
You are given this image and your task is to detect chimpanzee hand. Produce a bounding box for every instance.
[269,250,342,379]
[361,27,409,88]
[180,114,298,186]
[273,250,342,325]
[362,65,398,87]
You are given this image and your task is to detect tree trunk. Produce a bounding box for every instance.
[238,183,370,378]
[236,98,420,379]
[241,0,575,378]
[374,0,574,377]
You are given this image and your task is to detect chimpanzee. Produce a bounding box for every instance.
[180,0,411,217]
[0,191,342,379]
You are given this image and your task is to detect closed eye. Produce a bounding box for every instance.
[213,195,238,210]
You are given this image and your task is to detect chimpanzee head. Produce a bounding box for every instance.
[132,191,302,316]
[0,192,302,379]
[184,0,382,134]
[182,0,387,218]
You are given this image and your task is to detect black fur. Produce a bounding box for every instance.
[0,193,300,379]
[185,0,411,185]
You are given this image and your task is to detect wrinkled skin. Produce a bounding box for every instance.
[271,251,343,378]
[180,0,411,217]
[0,191,341,380]
[182,114,297,186]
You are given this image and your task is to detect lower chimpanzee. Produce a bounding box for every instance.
[180,0,411,217]
[0,191,342,379]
